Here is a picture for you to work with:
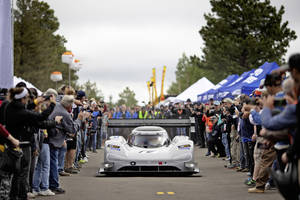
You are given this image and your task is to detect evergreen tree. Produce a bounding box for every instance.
[117,87,138,107]
[167,54,211,95]
[197,0,296,83]
[78,80,104,100]
[14,0,78,91]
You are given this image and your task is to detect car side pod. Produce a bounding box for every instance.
[184,162,200,174]
[96,163,114,176]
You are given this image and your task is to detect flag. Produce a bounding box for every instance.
[0,0,13,89]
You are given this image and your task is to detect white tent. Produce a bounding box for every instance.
[175,77,215,102]
[157,97,176,107]
[14,76,43,95]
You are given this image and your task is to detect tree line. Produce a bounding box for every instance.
[167,0,297,95]
[13,0,139,106]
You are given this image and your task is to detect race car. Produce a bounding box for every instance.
[98,126,199,175]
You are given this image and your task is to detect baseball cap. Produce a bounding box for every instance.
[44,88,58,97]
[223,98,233,104]
[77,90,86,98]
[214,101,220,106]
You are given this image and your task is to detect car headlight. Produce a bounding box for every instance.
[104,163,114,169]
[184,162,195,168]
[178,144,191,150]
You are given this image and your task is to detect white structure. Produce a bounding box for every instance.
[176,77,215,102]
[14,76,42,95]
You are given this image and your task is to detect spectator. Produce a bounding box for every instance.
[32,89,60,197]
[0,87,56,199]
[47,95,80,194]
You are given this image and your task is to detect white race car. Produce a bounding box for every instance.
[98,126,199,175]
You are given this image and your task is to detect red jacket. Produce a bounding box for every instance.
[0,124,10,138]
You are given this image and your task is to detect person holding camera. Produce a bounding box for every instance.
[192,103,206,148]
[0,87,56,200]
[248,70,284,193]
[29,88,65,197]
[47,95,80,194]
[265,53,300,199]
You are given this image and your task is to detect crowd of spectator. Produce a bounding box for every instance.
[185,53,300,199]
[0,53,299,200]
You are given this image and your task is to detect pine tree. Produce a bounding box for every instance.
[14,0,78,91]
[197,0,297,83]
[117,87,138,107]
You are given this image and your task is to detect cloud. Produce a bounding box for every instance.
[43,0,300,103]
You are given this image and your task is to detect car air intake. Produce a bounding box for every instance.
[118,166,180,172]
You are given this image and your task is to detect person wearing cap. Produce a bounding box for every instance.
[31,88,60,197]
[70,90,86,172]
[0,87,57,200]
[47,95,82,194]
[258,54,300,197]
[73,90,86,120]
[248,69,284,193]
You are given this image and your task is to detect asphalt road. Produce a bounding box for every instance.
[37,148,283,200]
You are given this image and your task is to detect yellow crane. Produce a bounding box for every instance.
[147,66,166,105]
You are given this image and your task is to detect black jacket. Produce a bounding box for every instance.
[173,108,189,119]
[286,98,300,160]
[0,100,55,143]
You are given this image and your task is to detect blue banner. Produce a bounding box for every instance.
[197,74,239,102]
[241,62,279,95]
[0,0,13,89]
[217,62,279,100]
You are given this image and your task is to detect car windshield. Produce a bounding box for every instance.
[128,134,168,148]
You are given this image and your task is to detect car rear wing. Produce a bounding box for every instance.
[106,119,191,139]
[107,119,191,128]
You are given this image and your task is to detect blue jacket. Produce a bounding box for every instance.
[240,118,254,141]
[250,110,262,125]
[131,112,138,119]
[261,105,297,131]
[120,111,131,119]
[90,111,100,130]
[112,112,121,119]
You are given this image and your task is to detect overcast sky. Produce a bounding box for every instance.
[43,0,300,104]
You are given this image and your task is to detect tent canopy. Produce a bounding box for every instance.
[176,77,214,102]
[14,76,43,95]
[217,70,255,100]
[241,62,279,95]
[197,74,239,102]
[218,62,279,100]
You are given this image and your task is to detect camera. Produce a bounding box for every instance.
[43,95,52,101]
[274,98,287,107]
[249,98,259,106]
[264,73,282,87]
[0,88,8,101]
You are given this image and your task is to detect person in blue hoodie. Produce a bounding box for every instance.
[119,105,131,119]
[240,106,255,175]
[249,72,285,193]
[261,78,297,170]
[89,107,101,153]
[112,107,121,119]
